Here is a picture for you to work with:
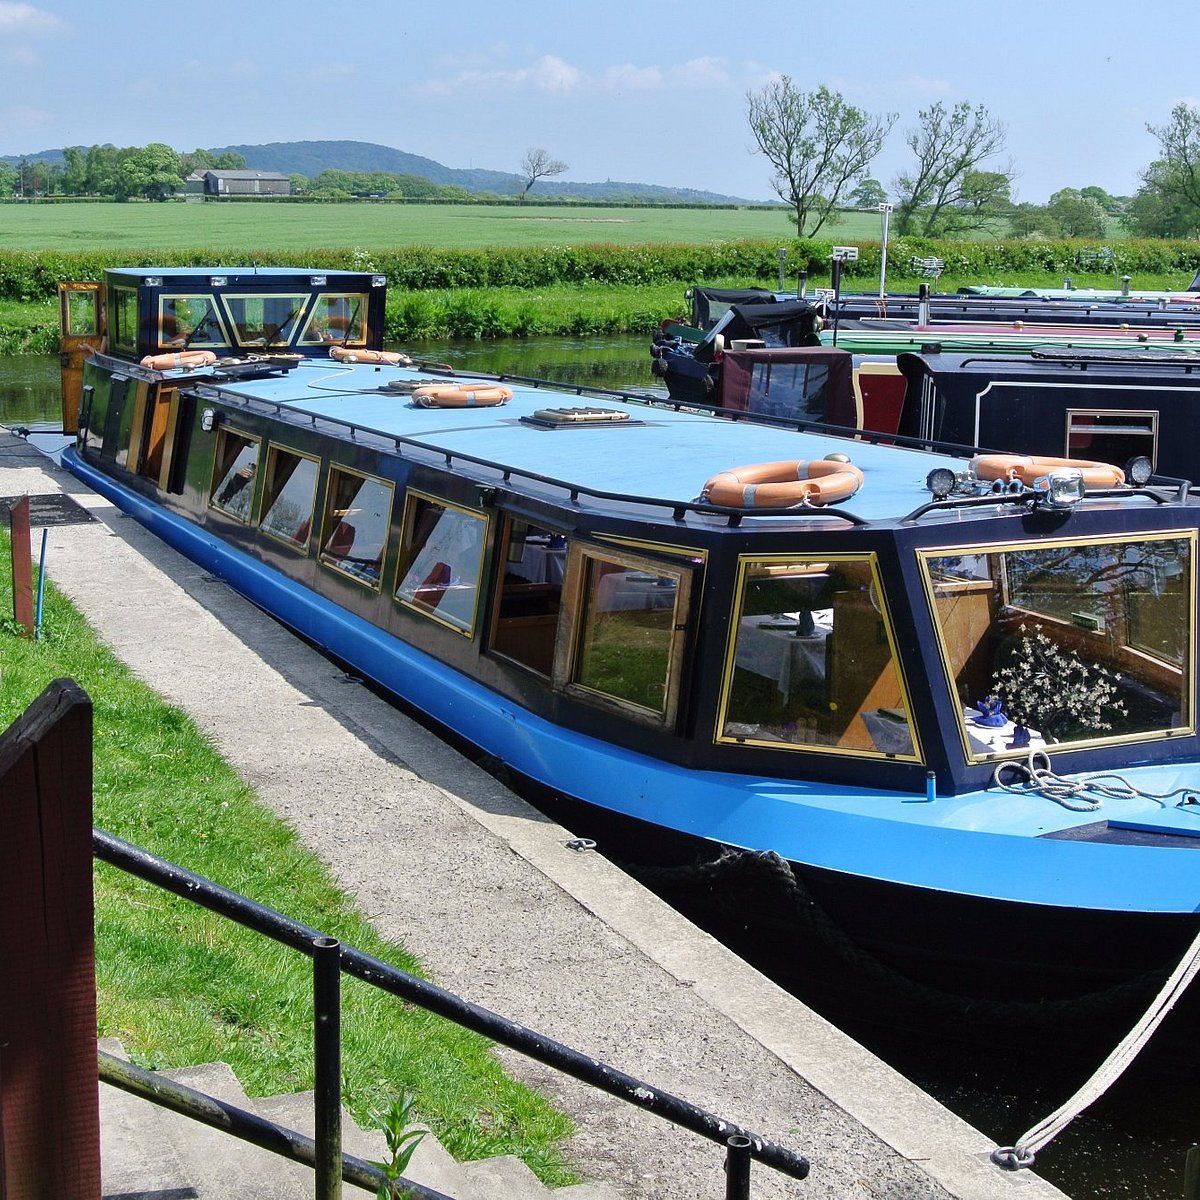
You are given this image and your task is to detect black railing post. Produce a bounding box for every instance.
[725,1134,752,1199]
[312,936,342,1200]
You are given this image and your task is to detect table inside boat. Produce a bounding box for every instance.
[597,572,678,613]
[509,536,567,585]
[735,611,831,699]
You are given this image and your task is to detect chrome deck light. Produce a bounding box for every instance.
[1032,470,1086,508]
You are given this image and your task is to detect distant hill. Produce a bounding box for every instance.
[210,140,758,203]
[2,139,763,204]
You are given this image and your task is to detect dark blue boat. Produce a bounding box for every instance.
[58,267,1200,1065]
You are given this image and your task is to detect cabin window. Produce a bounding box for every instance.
[223,292,311,348]
[157,294,228,350]
[259,445,320,549]
[318,467,394,588]
[920,532,1195,759]
[718,555,918,759]
[209,429,260,523]
[1066,409,1157,469]
[299,292,370,346]
[559,549,692,724]
[61,287,100,336]
[395,493,488,635]
[111,286,138,354]
[486,518,567,676]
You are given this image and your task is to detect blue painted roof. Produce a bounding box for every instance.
[216,358,967,522]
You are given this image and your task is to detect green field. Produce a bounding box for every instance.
[0,200,813,251]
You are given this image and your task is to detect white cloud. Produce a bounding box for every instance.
[0,2,67,35]
[429,53,583,96]
[1,103,52,129]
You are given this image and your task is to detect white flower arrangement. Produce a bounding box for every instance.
[991,623,1126,742]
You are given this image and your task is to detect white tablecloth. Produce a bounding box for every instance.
[735,612,831,699]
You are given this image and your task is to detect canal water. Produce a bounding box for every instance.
[3,341,1196,1199]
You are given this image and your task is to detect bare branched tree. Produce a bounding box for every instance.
[519,148,568,201]
[745,79,896,237]
[892,101,1013,235]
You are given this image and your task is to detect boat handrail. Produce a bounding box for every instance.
[193,381,872,528]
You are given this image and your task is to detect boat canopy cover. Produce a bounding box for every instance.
[694,299,822,362]
[688,286,777,328]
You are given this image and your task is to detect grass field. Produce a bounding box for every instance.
[0,199,1132,252]
[1,200,810,251]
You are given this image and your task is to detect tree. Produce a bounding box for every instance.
[1046,188,1108,238]
[1128,102,1200,237]
[0,161,15,198]
[518,148,567,200]
[892,100,1013,235]
[117,143,183,200]
[746,79,895,237]
[1007,202,1059,239]
[848,178,888,208]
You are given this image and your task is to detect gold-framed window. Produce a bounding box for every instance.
[717,553,919,760]
[919,531,1195,760]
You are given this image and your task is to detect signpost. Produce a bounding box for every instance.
[878,203,894,297]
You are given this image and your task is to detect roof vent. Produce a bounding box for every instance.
[521,406,642,430]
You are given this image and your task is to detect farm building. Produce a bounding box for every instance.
[201,169,291,197]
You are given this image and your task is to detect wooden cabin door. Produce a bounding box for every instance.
[58,282,106,434]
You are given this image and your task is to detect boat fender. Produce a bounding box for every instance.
[700,457,864,508]
[411,384,513,409]
[329,347,414,366]
[139,350,218,371]
[971,454,1125,489]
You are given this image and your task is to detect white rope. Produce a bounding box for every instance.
[992,746,1200,1169]
[992,748,1199,813]
[993,919,1200,1170]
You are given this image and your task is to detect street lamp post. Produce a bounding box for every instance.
[878,203,894,298]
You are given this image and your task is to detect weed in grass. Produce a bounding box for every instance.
[370,1093,427,1200]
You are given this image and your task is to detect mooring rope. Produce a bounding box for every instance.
[993,919,1200,1170]
[991,748,1199,812]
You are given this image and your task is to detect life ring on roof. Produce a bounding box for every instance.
[411,383,513,409]
[700,458,864,508]
[139,350,218,371]
[971,454,1125,488]
[329,347,413,366]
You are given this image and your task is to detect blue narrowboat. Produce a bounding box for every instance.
[59,267,1200,1064]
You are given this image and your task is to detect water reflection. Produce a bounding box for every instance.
[0,337,662,433]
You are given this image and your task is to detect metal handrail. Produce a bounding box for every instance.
[94,826,810,1198]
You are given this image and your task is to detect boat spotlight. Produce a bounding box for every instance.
[1033,470,1086,508]
[1125,455,1154,486]
[926,467,958,499]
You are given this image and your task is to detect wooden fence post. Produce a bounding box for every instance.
[8,498,33,637]
[0,679,98,1199]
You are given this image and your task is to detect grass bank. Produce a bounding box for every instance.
[0,529,575,1185]
[4,270,1194,355]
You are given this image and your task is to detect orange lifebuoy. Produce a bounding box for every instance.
[701,458,864,508]
[139,350,218,371]
[329,347,413,366]
[411,383,513,409]
[971,454,1125,489]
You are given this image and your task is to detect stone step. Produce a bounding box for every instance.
[99,1040,625,1199]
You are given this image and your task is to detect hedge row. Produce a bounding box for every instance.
[2,238,1199,302]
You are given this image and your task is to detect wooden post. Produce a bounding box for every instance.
[0,679,99,1199]
[8,498,33,637]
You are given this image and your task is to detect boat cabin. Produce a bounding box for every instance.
[63,269,1200,810]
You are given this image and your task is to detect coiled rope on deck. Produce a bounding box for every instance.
[991,748,1200,813]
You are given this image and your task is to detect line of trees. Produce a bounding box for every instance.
[744,80,1199,240]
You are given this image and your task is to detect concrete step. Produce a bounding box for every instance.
[99,1040,625,1199]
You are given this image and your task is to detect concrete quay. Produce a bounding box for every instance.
[0,429,1069,1199]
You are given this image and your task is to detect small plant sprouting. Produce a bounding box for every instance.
[371,1092,427,1200]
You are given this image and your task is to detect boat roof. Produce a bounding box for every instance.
[104,266,382,287]
[201,358,972,525]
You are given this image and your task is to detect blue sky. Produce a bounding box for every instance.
[2,0,1197,204]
